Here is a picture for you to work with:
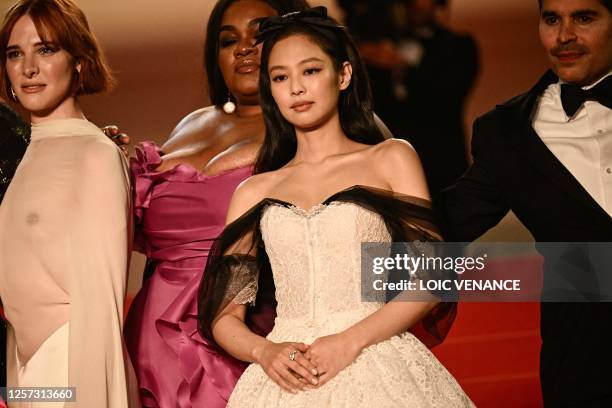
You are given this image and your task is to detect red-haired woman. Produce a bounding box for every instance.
[0,1,137,406]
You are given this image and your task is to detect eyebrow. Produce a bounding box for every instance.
[219,17,270,33]
[6,40,57,51]
[269,57,325,72]
[541,9,599,18]
[571,9,599,17]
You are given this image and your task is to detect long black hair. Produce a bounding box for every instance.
[204,0,309,107]
[254,12,385,174]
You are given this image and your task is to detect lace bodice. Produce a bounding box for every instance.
[260,202,388,326]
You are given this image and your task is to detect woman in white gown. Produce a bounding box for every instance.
[0,1,137,406]
[198,7,473,407]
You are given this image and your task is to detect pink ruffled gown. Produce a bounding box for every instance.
[124,142,251,407]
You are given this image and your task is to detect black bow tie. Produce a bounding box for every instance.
[560,75,612,118]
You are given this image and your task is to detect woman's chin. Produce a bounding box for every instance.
[231,78,260,98]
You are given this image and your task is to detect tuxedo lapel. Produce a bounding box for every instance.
[499,71,611,219]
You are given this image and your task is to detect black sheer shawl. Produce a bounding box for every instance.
[197,185,457,350]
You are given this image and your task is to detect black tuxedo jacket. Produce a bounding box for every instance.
[438,71,612,406]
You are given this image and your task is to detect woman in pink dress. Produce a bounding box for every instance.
[123,1,308,407]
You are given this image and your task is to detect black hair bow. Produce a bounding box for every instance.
[255,6,343,45]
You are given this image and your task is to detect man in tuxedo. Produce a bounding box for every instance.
[439,0,612,405]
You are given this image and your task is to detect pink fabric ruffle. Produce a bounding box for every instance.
[125,141,253,407]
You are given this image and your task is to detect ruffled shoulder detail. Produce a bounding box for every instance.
[131,141,254,224]
[130,141,163,177]
[131,141,213,223]
[130,142,164,224]
[131,141,229,182]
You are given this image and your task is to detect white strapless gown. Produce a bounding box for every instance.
[227,202,474,407]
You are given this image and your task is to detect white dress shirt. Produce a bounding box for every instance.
[533,71,612,217]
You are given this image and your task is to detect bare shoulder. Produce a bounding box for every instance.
[225,171,279,224]
[165,105,221,144]
[373,138,417,160]
[371,138,422,173]
[372,139,430,200]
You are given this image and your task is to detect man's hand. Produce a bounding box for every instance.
[102,125,130,157]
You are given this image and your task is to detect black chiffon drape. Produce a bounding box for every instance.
[198,185,457,352]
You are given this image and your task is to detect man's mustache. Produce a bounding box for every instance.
[551,44,588,56]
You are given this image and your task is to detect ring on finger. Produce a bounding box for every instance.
[289,350,298,361]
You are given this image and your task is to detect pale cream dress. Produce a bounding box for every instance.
[0,118,138,407]
[227,201,474,407]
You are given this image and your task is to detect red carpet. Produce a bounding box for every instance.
[433,302,542,407]
[430,250,544,406]
[11,269,545,407]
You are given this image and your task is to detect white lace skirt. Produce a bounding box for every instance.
[228,329,474,408]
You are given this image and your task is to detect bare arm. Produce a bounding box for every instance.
[210,178,319,393]
[212,302,274,363]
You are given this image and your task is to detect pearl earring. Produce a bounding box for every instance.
[223,91,236,114]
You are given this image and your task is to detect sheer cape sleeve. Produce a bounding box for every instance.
[198,185,456,350]
[69,132,139,407]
